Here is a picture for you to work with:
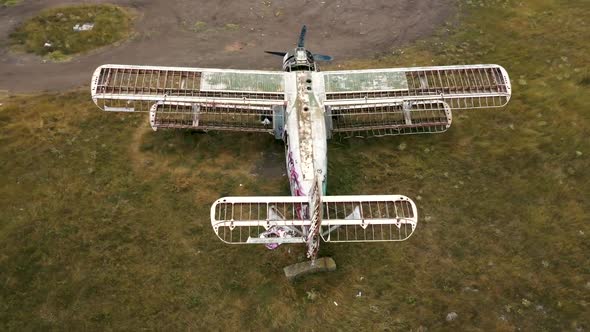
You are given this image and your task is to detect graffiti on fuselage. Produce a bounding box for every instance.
[287,150,304,196]
[287,149,309,220]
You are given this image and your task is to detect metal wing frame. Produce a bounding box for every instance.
[91,64,287,134]
[210,195,418,245]
[319,64,511,138]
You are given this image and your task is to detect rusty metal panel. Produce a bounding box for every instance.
[201,72,285,93]
[324,71,408,92]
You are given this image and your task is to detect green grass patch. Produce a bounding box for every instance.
[192,21,208,32]
[1,0,22,7]
[10,4,134,58]
[223,23,240,31]
[1,0,589,330]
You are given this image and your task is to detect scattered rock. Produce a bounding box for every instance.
[462,286,479,293]
[398,142,407,151]
[446,312,458,322]
[355,291,362,298]
[73,23,94,31]
[44,42,52,48]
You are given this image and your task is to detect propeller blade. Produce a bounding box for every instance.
[265,51,287,57]
[313,54,333,62]
[298,25,307,48]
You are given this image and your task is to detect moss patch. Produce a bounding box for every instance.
[1,0,22,6]
[10,4,133,58]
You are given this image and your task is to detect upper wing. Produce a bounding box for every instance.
[91,64,287,133]
[318,64,511,137]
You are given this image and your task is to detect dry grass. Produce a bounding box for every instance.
[1,0,589,330]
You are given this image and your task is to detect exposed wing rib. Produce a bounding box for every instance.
[149,101,278,133]
[328,100,452,138]
[91,65,287,133]
[210,195,417,244]
[321,64,511,110]
[91,65,287,113]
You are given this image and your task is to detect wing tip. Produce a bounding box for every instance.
[496,64,512,103]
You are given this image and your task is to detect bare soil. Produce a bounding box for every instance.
[0,0,455,92]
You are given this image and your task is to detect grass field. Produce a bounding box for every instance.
[0,0,22,7]
[10,4,133,60]
[1,0,589,330]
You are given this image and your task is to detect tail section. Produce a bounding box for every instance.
[210,194,418,257]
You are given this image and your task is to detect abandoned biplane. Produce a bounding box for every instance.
[91,26,511,261]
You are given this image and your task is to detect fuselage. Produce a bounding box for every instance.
[282,48,328,196]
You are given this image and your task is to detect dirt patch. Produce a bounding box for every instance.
[253,150,286,179]
[0,0,455,92]
[224,41,248,52]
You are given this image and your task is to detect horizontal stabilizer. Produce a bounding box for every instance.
[210,195,418,244]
